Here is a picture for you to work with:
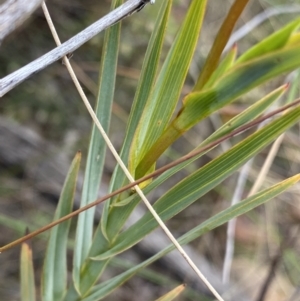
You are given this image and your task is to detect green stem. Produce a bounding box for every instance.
[135,123,182,179]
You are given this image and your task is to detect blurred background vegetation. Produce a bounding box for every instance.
[1,0,300,300]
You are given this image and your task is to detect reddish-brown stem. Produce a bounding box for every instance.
[1,97,300,252]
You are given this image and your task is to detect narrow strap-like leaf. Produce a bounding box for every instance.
[155,284,186,301]
[203,44,237,89]
[20,239,36,301]
[72,0,123,293]
[194,0,250,90]
[132,84,287,197]
[129,0,207,177]
[101,0,173,242]
[42,152,81,301]
[82,175,299,300]
[108,85,287,216]
[136,44,300,177]
[93,106,300,259]
[237,17,300,63]
[67,2,174,297]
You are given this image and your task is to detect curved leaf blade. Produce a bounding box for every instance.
[42,152,81,301]
[202,84,288,144]
[110,84,287,215]
[177,44,300,131]
[194,0,250,90]
[83,174,300,300]
[129,0,207,176]
[72,0,123,292]
[131,85,287,199]
[102,0,173,241]
[237,17,300,63]
[70,2,175,297]
[203,44,237,89]
[94,106,300,259]
[177,173,300,246]
[136,44,300,176]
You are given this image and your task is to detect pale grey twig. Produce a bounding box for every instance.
[0,0,43,43]
[0,0,153,97]
[222,159,253,284]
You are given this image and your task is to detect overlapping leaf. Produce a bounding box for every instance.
[129,0,207,177]
[72,0,123,294]
[109,84,287,213]
[92,106,300,259]
[136,42,300,177]
[66,2,175,297]
[237,17,300,63]
[81,174,299,300]
[102,0,173,242]
[203,44,237,89]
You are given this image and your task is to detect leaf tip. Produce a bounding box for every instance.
[283,82,290,90]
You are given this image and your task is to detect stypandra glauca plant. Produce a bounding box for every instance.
[3,0,300,300]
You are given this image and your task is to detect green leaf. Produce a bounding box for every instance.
[109,84,287,215]
[156,284,185,301]
[0,214,39,234]
[194,0,250,90]
[93,106,300,259]
[67,2,175,297]
[129,0,207,177]
[72,0,122,293]
[82,174,299,300]
[102,0,173,242]
[175,175,300,246]
[237,17,300,63]
[177,44,300,131]
[201,84,288,144]
[155,284,186,301]
[42,152,81,301]
[203,44,237,89]
[20,239,36,301]
[143,84,287,192]
[286,31,300,48]
[136,44,300,177]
